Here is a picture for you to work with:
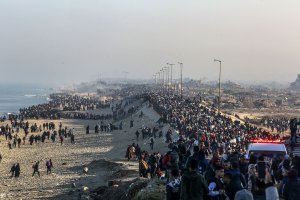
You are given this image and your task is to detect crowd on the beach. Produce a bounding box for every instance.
[131,91,300,200]
[0,120,76,149]
[17,93,112,120]
[12,93,142,122]
[0,118,76,179]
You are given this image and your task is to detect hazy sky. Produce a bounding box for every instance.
[0,0,299,86]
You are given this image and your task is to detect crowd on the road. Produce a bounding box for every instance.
[133,91,300,200]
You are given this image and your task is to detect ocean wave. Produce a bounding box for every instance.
[24,94,37,97]
[24,94,49,98]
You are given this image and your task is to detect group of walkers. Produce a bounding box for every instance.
[9,159,53,178]
[1,118,67,178]
[1,119,76,150]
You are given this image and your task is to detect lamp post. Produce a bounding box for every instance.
[158,71,161,84]
[153,73,157,84]
[214,59,222,114]
[160,68,165,87]
[164,66,169,91]
[167,63,174,93]
[178,62,183,99]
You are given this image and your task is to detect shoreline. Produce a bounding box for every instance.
[0,99,168,199]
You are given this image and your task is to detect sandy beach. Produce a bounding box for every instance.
[0,101,169,200]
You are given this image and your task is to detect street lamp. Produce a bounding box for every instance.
[178,62,183,99]
[153,73,157,84]
[160,69,165,87]
[214,59,222,114]
[167,63,174,92]
[164,66,169,91]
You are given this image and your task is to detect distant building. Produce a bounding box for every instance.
[290,74,300,91]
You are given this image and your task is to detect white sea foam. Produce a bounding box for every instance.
[24,94,37,97]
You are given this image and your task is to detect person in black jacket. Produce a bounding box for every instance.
[223,172,243,200]
[14,163,20,177]
[290,118,300,148]
[10,164,16,177]
[208,165,226,200]
[32,161,40,177]
[180,159,208,200]
[283,168,300,200]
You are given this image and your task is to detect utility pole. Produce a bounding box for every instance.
[178,62,183,99]
[214,59,222,114]
[167,63,175,93]
[161,69,165,87]
[164,66,169,92]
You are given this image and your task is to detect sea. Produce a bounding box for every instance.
[0,83,53,117]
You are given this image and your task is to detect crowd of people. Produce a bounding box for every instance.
[134,91,300,200]
[1,84,299,200]
[0,118,76,178]
[0,119,76,150]
[248,117,291,134]
[17,93,112,120]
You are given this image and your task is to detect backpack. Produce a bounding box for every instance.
[140,160,149,171]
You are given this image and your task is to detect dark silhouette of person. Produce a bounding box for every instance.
[10,164,16,177]
[32,161,40,177]
[15,163,20,177]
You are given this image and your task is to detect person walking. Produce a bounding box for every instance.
[150,137,154,150]
[180,159,208,200]
[86,125,89,134]
[46,159,53,175]
[32,161,40,177]
[208,165,226,200]
[130,119,134,128]
[60,135,64,145]
[10,164,16,177]
[71,133,75,144]
[15,163,20,177]
[167,169,181,200]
